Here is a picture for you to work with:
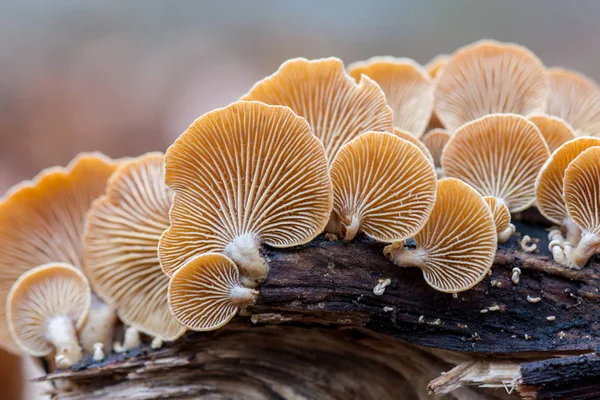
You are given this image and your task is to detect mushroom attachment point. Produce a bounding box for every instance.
[168,253,259,331]
[546,67,600,137]
[329,131,436,242]
[83,153,186,342]
[442,114,550,242]
[434,40,549,132]
[528,114,576,153]
[484,196,515,244]
[384,178,497,293]
[348,57,434,138]
[7,263,91,368]
[535,136,600,254]
[242,58,393,165]
[158,101,333,287]
[563,147,600,268]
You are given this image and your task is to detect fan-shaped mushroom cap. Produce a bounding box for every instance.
[385,178,496,293]
[546,67,600,137]
[7,263,91,367]
[434,40,549,132]
[422,128,451,169]
[483,196,515,244]
[329,131,436,242]
[168,253,258,331]
[563,147,600,268]
[535,137,600,226]
[347,57,434,138]
[0,153,116,354]
[159,101,333,286]
[83,153,185,341]
[425,55,449,78]
[528,114,576,153]
[393,128,434,165]
[442,114,550,213]
[241,58,393,164]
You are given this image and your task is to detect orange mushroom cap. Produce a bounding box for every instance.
[329,131,436,242]
[168,253,258,331]
[483,196,515,244]
[422,128,451,169]
[159,101,332,286]
[83,153,185,341]
[242,58,393,164]
[385,178,497,293]
[535,137,600,226]
[442,114,550,213]
[393,128,434,165]
[0,153,116,354]
[434,40,549,132]
[348,57,434,138]
[546,67,600,137]
[528,114,576,153]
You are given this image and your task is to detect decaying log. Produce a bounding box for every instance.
[36,216,600,399]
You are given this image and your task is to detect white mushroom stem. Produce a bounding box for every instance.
[230,286,259,306]
[225,233,268,288]
[548,228,564,243]
[567,231,600,269]
[520,235,537,253]
[342,214,361,242]
[151,337,163,350]
[549,240,568,265]
[47,315,82,368]
[113,326,141,353]
[92,343,105,361]
[79,296,117,354]
[383,243,427,269]
[562,217,582,245]
[498,224,515,244]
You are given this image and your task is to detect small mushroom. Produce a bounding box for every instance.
[393,128,434,165]
[159,101,333,286]
[422,128,451,177]
[535,137,600,254]
[442,114,550,243]
[384,178,497,293]
[546,67,600,137]
[329,132,436,242]
[0,153,117,354]
[563,147,600,268]
[528,114,576,153]
[242,58,393,165]
[83,153,186,342]
[113,326,141,353]
[483,196,515,244]
[168,253,259,331]
[7,263,91,368]
[434,40,549,132]
[347,57,434,138]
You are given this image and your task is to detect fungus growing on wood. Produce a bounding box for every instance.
[422,128,451,175]
[347,57,434,138]
[159,101,332,286]
[546,67,600,137]
[528,114,576,153]
[483,196,515,244]
[535,137,600,251]
[329,131,436,242]
[7,263,91,368]
[434,40,549,132]
[242,58,393,164]
[442,114,549,242]
[168,253,258,331]
[393,128,434,165]
[563,146,600,268]
[0,153,116,355]
[384,178,496,293]
[83,153,186,342]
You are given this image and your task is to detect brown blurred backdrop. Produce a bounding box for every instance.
[1,0,600,397]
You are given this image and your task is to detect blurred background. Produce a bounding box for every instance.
[1,0,600,397]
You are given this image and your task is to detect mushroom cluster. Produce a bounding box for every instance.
[3,40,600,369]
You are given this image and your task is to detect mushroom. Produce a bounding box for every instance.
[329,131,436,242]
[159,101,333,286]
[483,196,515,244]
[0,153,117,355]
[442,114,550,243]
[424,55,449,131]
[241,57,393,165]
[421,128,451,176]
[434,40,549,132]
[393,128,434,165]
[535,137,600,254]
[546,67,600,137]
[528,114,576,153]
[7,263,91,368]
[562,146,600,268]
[168,253,258,331]
[384,178,497,293]
[83,153,186,343]
[347,57,434,138]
